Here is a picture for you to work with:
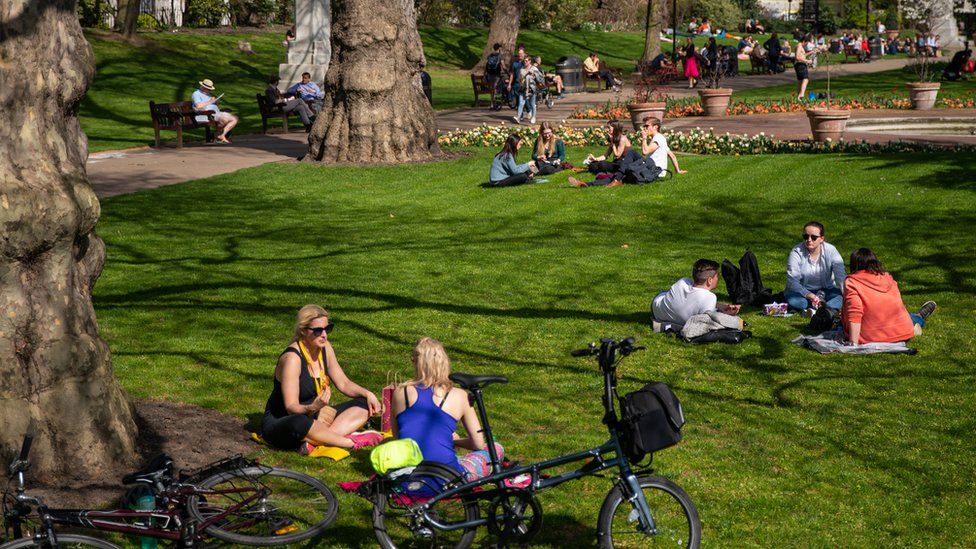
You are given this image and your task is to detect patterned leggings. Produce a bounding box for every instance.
[458,443,504,481]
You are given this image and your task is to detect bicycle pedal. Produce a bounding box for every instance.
[271,517,298,535]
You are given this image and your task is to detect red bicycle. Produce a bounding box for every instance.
[1,435,337,548]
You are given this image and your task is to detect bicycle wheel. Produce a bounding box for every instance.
[372,471,479,549]
[0,533,121,549]
[187,466,337,546]
[597,475,700,549]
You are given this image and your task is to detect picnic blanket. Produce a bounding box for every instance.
[792,329,917,355]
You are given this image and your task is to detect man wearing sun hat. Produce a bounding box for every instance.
[191,78,239,144]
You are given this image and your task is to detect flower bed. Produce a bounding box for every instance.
[438,125,976,155]
[569,95,976,120]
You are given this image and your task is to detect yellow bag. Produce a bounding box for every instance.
[370,438,424,474]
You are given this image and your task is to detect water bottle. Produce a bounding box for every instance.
[816,290,826,309]
[135,494,158,549]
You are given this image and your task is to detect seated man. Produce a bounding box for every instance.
[652,259,740,326]
[287,71,325,112]
[266,76,315,132]
[640,117,686,178]
[584,52,622,91]
[191,78,238,144]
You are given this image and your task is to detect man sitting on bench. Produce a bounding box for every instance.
[584,52,622,91]
[192,78,238,144]
[266,76,315,132]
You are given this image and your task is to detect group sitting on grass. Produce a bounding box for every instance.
[650,221,938,346]
[568,118,686,188]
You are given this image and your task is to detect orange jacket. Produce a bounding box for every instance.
[842,271,915,344]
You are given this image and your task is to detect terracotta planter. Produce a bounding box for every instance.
[698,88,733,117]
[907,82,941,110]
[626,102,666,130]
[806,108,851,142]
[885,29,900,41]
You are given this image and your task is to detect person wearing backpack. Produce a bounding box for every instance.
[484,42,504,110]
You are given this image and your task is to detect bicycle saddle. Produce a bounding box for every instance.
[122,453,174,484]
[449,373,508,390]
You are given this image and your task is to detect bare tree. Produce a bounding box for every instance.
[304,0,440,163]
[471,0,526,74]
[0,0,139,481]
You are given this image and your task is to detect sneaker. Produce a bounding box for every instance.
[530,115,536,124]
[917,300,937,320]
[612,85,621,92]
[568,176,588,188]
[298,441,316,455]
[802,308,817,318]
[348,431,384,450]
[512,116,520,125]
[613,77,623,87]
[607,179,624,187]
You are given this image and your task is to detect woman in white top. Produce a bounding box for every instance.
[785,221,847,314]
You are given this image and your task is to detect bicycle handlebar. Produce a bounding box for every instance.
[570,337,645,360]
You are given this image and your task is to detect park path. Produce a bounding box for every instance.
[88,56,969,199]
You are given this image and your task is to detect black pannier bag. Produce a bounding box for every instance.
[618,382,685,462]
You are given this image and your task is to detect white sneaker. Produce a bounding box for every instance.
[530,115,536,124]
[802,308,817,318]
[512,116,520,124]
[613,78,623,86]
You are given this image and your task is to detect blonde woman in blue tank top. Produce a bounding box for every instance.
[391,337,503,479]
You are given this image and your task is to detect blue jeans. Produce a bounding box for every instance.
[785,288,843,311]
[517,93,536,120]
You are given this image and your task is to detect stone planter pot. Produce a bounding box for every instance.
[626,102,667,130]
[886,29,900,41]
[806,108,851,142]
[698,88,733,117]
[906,82,941,110]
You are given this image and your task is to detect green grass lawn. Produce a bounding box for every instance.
[93,148,976,546]
[735,64,976,102]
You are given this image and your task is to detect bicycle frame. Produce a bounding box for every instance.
[399,338,656,536]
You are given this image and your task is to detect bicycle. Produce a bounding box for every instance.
[2,436,338,548]
[359,336,701,548]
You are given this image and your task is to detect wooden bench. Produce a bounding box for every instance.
[471,73,500,107]
[256,93,293,133]
[149,101,216,148]
[584,62,618,91]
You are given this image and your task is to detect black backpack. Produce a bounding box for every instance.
[617,382,685,463]
[485,53,502,76]
[722,250,774,306]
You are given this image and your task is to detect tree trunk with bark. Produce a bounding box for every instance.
[0,0,139,482]
[116,0,140,38]
[641,0,661,62]
[304,0,439,163]
[471,0,525,74]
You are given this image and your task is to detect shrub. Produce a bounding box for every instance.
[186,0,229,27]
[137,13,161,30]
[77,0,112,29]
[682,0,743,31]
[229,0,280,26]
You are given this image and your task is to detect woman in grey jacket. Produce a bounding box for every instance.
[489,134,537,187]
[785,221,846,314]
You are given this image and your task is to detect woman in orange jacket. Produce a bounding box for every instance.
[842,248,937,344]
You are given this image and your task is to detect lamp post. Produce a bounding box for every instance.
[788,0,793,22]
[672,0,677,59]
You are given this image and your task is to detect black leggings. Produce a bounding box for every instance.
[588,160,619,174]
[261,396,368,450]
[491,172,532,187]
[535,161,562,176]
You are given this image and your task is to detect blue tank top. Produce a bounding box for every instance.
[396,385,463,473]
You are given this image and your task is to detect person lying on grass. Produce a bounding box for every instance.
[652,259,741,326]
[261,304,383,454]
[569,120,633,188]
[842,248,937,345]
[489,134,538,187]
[391,337,503,481]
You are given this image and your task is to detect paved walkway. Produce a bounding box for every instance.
[88,56,972,198]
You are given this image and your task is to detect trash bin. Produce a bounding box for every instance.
[868,36,883,59]
[420,71,432,105]
[556,55,583,93]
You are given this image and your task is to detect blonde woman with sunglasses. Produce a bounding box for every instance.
[261,304,383,453]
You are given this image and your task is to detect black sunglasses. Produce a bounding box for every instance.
[802,234,822,241]
[307,323,335,336]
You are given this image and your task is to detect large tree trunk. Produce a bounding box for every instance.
[641,0,661,62]
[471,0,525,74]
[0,0,139,483]
[304,0,439,163]
[116,0,140,38]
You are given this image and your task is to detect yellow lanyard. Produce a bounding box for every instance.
[298,341,328,395]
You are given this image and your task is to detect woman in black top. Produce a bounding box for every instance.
[261,304,382,452]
